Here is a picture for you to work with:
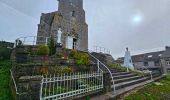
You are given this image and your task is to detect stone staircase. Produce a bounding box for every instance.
[112,71,160,90]
[91,67,163,100]
[89,52,163,100]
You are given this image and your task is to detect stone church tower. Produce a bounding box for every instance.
[36,0,88,51]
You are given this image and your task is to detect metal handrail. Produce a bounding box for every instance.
[10,69,19,95]
[117,59,153,80]
[134,64,153,80]
[15,36,49,46]
[88,50,116,94]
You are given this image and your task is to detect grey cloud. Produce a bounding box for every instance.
[0,0,170,58]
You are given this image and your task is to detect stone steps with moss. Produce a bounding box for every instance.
[112,73,161,90]
[113,73,138,79]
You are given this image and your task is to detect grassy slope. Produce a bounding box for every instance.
[0,60,12,100]
[124,77,170,100]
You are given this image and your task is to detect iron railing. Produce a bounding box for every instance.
[15,36,49,46]
[88,50,116,94]
[93,46,111,54]
[134,64,153,80]
[40,71,103,100]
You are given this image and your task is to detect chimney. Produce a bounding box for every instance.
[165,46,170,50]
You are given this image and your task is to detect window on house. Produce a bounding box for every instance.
[148,55,152,58]
[168,70,170,74]
[144,62,149,66]
[166,60,170,65]
[158,54,162,57]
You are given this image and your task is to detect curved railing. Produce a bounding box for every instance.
[134,64,153,80]
[88,50,116,94]
[10,69,19,95]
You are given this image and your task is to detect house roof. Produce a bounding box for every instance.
[131,54,145,62]
[117,51,164,63]
[143,51,164,61]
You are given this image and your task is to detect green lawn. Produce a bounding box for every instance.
[124,76,170,100]
[0,60,13,100]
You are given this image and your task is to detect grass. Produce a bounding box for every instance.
[124,75,170,100]
[0,60,13,100]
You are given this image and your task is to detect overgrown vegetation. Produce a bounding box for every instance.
[37,45,50,56]
[0,60,13,100]
[47,37,56,56]
[131,70,145,76]
[69,50,90,65]
[110,64,127,71]
[0,47,12,60]
[124,75,170,100]
[0,41,13,60]
[51,66,73,74]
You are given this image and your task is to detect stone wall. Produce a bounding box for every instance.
[11,75,42,100]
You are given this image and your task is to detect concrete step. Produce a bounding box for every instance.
[113,73,137,79]
[90,75,164,100]
[110,69,125,72]
[113,77,149,90]
[112,72,131,76]
[112,74,161,90]
[114,76,142,84]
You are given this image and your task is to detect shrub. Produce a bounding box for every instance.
[55,53,64,58]
[69,50,77,59]
[54,66,73,74]
[40,67,49,75]
[47,37,56,56]
[37,45,49,56]
[0,47,12,60]
[75,52,89,65]
[165,75,170,80]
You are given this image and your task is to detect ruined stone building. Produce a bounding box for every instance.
[36,0,88,51]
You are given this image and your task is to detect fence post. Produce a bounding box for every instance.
[103,73,111,93]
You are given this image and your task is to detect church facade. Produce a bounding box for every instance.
[36,0,88,51]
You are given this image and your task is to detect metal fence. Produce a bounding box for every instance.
[40,71,103,100]
[14,36,80,50]
[93,46,111,54]
[15,36,48,46]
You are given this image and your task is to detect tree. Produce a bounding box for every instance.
[47,37,56,56]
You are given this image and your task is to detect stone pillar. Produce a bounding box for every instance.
[103,73,111,93]
[17,75,43,100]
[161,59,168,74]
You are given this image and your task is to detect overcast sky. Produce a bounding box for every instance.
[0,0,170,58]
